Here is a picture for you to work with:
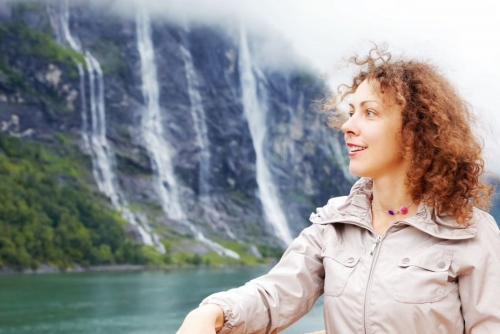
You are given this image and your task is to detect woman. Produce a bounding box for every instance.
[177,47,500,333]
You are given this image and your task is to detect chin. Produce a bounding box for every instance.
[348,167,365,178]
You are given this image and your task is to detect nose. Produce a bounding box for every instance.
[341,114,358,136]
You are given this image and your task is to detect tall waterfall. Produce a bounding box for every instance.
[238,28,293,245]
[330,135,358,183]
[48,1,164,253]
[179,45,211,197]
[179,44,237,240]
[136,10,239,258]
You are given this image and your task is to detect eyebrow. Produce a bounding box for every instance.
[348,100,381,108]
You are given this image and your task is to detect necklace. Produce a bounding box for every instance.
[371,201,413,216]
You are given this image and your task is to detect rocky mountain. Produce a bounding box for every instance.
[3,1,495,271]
[0,0,355,267]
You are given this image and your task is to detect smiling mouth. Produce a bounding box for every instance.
[348,145,367,152]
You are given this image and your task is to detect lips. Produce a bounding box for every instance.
[349,145,366,152]
[346,143,367,152]
[346,143,366,156]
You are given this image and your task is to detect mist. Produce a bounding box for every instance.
[81,0,500,172]
[18,0,500,171]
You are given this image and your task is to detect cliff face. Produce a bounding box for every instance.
[0,0,354,258]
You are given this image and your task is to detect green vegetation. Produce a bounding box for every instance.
[1,23,85,66]
[90,38,128,76]
[8,0,43,14]
[0,133,160,270]
[163,237,283,267]
[0,21,85,114]
[256,244,285,259]
[229,189,252,202]
[290,191,312,205]
[0,59,26,89]
[115,154,152,176]
[0,133,280,270]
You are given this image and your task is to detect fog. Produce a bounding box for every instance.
[24,0,500,171]
[91,0,500,172]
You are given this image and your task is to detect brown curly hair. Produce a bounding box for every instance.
[325,46,493,225]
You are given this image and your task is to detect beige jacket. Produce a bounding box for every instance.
[202,178,500,333]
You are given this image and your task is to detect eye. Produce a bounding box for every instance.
[366,109,376,117]
[348,110,354,118]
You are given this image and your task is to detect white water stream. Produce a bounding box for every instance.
[48,1,164,253]
[238,28,293,245]
[179,45,211,197]
[136,10,238,258]
[180,44,237,240]
[330,135,358,183]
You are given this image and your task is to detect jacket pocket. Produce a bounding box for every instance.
[391,248,452,304]
[322,245,362,297]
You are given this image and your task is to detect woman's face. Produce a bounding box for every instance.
[341,79,408,180]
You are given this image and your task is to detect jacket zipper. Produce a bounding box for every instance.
[364,232,385,334]
[369,235,382,255]
[313,217,475,333]
[313,218,384,333]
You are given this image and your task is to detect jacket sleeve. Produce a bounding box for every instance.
[201,224,326,334]
[458,212,500,333]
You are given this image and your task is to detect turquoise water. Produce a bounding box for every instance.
[0,267,324,333]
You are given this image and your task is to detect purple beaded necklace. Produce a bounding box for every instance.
[371,201,413,216]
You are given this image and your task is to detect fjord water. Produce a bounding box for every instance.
[0,268,324,334]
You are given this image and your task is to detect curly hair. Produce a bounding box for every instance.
[325,46,493,225]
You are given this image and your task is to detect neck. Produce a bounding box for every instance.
[370,174,417,235]
[371,173,413,210]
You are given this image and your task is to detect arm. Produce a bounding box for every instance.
[459,212,500,333]
[199,224,326,334]
[176,304,224,334]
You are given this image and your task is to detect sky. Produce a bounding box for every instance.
[97,0,500,172]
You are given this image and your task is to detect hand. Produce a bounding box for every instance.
[176,304,224,334]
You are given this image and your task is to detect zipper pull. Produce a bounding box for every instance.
[370,235,382,256]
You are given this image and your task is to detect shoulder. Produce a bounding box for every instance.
[463,208,500,257]
[309,178,372,225]
[470,208,499,238]
[309,196,348,224]
[293,196,349,249]
[327,196,349,207]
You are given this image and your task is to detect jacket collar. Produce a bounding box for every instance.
[309,177,476,240]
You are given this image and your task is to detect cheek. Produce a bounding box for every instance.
[389,122,404,147]
[378,128,405,159]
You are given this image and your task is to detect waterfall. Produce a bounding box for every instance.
[83,53,120,205]
[238,28,293,245]
[179,44,237,240]
[180,45,211,197]
[330,135,358,183]
[48,1,164,253]
[135,9,184,221]
[136,9,239,259]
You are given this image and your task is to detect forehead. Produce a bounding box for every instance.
[353,80,381,101]
[350,79,396,107]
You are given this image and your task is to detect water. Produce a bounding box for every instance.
[47,1,163,251]
[0,268,324,334]
[330,135,358,184]
[179,44,211,198]
[238,28,293,245]
[179,43,237,240]
[135,10,238,259]
[136,9,185,223]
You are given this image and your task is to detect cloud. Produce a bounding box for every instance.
[75,0,500,172]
